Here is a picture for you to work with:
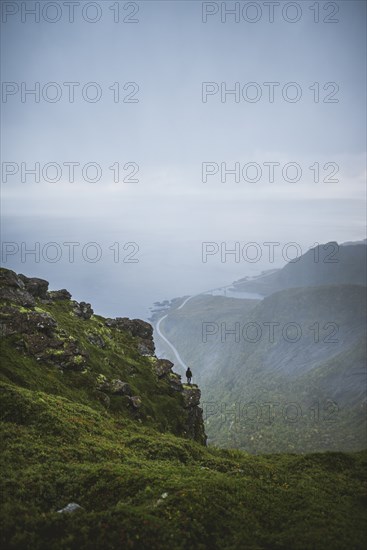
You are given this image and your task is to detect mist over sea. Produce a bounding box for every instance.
[2,215,364,321]
[1,215,291,320]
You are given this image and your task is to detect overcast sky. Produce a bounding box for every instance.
[1,0,366,318]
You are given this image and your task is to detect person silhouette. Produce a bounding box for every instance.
[186,367,193,385]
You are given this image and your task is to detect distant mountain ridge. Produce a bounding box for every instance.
[152,241,367,453]
[231,241,367,296]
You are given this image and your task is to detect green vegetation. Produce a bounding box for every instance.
[156,286,367,453]
[0,298,191,438]
[1,269,366,548]
[1,381,367,549]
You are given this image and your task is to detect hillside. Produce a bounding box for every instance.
[154,284,366,453]
[231,242,367,296]
[0,268,206,445]
[1,268,367,549]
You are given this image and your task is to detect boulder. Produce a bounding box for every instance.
[48,289,72,301]
[86,332,105,348]
[0,286,35,307]
[0,306,31,337]
[33,312,58,336]
[105,317,153,340]
[0,268,25,290]
[128,395,142,409]
[154,359,174,378]
[96,376,132,396]
[74,301,93,320]
[0,270,35,307]
[19,274,49,299]
[109,379,132,396]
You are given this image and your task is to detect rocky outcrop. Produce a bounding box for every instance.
[0,269,35,307]
[73,301,93,320]
[0,268,207,445]
[105,317,155,356]
[18,274,49,299]
[153,359,174,378]
[169,372,183,392]
[96,375,132,396]
[182,385,207,445]
[148,357,206,445]
[86,332,105,348]
[182,386,201,408]
[48,289,72,301]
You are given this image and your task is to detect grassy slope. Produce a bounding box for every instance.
[0,298,190,438]
[1,381,367,550]
[1,280,367,548]
[155,287,367,453]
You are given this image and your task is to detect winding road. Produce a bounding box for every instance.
[155,293,198,369]
[155,282,264,371]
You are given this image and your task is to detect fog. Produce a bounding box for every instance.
[1,0,366,319]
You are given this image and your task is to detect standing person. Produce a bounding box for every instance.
[186,367,192,385]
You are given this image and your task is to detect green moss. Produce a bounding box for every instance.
[17,306,30,313]
[1,381,366,549]
[1,273,367,549]
[45,349,65,356]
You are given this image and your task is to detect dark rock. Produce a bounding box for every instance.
[48,289,72,301]
[185,406,207,446]
[182,385,201,408]
[24,335,87,371]
[128,395,142,409]
[74,301,93,320]
[0,306,30,337]
[154,359,174,378]
[105,317,155,356]
[0,270,52,307]
[0,270,35,307]
[15,314,88,370]
[19,274,49,299]
[86,332,105,348]
[137,339,155,356]
[33,312,58,336]
[0,286,35,307]
[0,268,25,290]
[110,379,132,396]
[105,317,153,340]
[97,376,132,396]
[169,372,183,392]
[181,385,207,445]
[48,347,88,371]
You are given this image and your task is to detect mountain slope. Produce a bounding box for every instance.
[231,241,367,296]
[154,284,366,453]
[0,268,207,444]
[1,268,367,549]
[2,379,367,549]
